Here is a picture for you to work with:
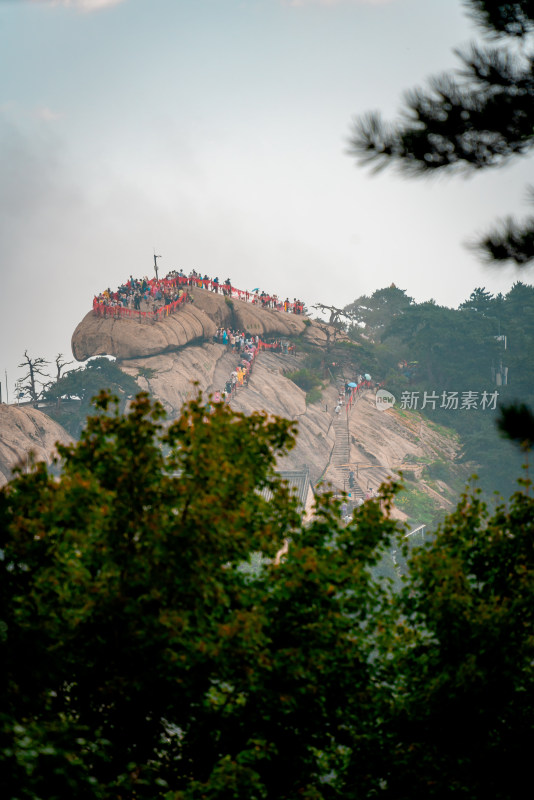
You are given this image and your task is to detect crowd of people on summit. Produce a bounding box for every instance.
[91,269,303,400]
[93,274,187,315]
[93,270,306,317]
[175,270,305,313]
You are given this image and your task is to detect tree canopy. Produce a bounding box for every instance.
[344,286,414,343]
[374,479,534,800]
[2,391,534,798]
[0,391,397,798]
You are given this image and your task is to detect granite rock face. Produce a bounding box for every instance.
[72,288,316,362]
[71,290,460,500]
[71,303,216,362]
[2,282,462,519]
[0,404,73,487]
[121,347,340,487]
[1,293,347,491]
[70,289,347,487]
[345,392,460,507]
[122,345,462,507]
[1,289,460,516]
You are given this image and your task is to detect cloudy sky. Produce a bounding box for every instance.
[1,0,532,398]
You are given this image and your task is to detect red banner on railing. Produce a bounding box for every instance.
[93,290,188,320]
[94,273,305,320]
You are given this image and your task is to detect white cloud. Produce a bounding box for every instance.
[31,0,127,12]
[35,106,64,122]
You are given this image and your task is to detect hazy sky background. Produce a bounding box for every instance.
[1,0,532,399]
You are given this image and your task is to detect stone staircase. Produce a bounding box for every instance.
[331,410,365,502]
[332,413,350,475]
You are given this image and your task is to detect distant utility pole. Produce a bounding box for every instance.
[153,253,161,280]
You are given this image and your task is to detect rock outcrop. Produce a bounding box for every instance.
[1,291,349,492]
[72,288,323,362]
[0,404,73,487]
[120,346,339,486]
[0,287,462,524]
[71,289,461,510]
[70,288,353,486]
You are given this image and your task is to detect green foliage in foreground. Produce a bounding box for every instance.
[1,393,534,799]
